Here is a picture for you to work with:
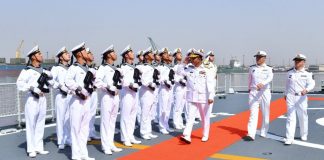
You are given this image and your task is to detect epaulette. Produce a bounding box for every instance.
[287,67,294,72]
[249,64,256,67]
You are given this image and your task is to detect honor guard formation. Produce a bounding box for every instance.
[16,42,315,160]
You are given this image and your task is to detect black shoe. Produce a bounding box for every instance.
[243,136,254,141]
[180,136,191,144]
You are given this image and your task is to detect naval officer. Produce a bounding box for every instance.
[246,51,273,141]
[179,50,215,144]
[284,54,315,145]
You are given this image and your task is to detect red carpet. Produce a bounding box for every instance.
[118,97,288,160]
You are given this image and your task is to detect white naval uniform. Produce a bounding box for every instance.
[65,63,92,159]
[172,63,187,129]
[178,64,215,139]
[138,63,156,137]
[17,67,48,154]
[94,64,120,152]
[135,63,144,125]
[156,63,173,132]
[285,67,315,141]
[247,64,273,139]
[88,67,98,139]
[119,63,138,144]
[203,61,217,119]
[51,64,71,146]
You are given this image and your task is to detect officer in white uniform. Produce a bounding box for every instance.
[179,50,215,144]
[85,48,100,141]
[156,48,174,134]
[65,42,95,160]
[284,54,315,145]
[183,48,196,124]
[138,47,159,140]
[94,45,123,155]
[172,48,187,130]
[119,45,142,147]
[51,47,72,149]
[136,50,144,125]
[203,51,217,118]
[17,46,51,158]
[246,51,273,141]
[151,50,161,123]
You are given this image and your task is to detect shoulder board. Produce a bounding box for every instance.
[267,65,273,68]
[188,64,194,68]
[287,68,294,72]
[249,64,256,67]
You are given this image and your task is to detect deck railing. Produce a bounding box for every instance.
[0,72,323,128]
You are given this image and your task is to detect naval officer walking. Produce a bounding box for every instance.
[284,54,315,145]
[246,51,273,141]
[179,50,215,144]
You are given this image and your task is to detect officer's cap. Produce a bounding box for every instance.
[254,50,267,57]
[293,54,307,61]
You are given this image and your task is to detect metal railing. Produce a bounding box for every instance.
[0,72,323,129]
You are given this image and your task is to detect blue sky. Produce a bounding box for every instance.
[0,0,324,65]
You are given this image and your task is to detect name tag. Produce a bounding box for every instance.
[301,75,307,77]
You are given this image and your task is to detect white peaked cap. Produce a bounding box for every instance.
[293,54,307,61]
[121,45,132,55]
[102,45,114,55]
[56,46,68,57]
[71,42,86,53]
[254,50,267,57]
[27,45,40,57]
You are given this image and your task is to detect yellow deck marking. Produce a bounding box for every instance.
[50,136,268,159]
[210,153,268,160]
[87,140,150,150]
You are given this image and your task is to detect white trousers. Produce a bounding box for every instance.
[25,94,47,153]
[247,89,271,138]
[286,94,308,141]
[172,84,186,128]
[158,86,172,131]
[136,90,142,125]
[89,91,98,137]
[55,92,71,145]
[139,87,155,136]
[120,87,137,143]
[69,95,91,159]
[151,87,159,121]
[183,102,212,138]
[100,93,119,151]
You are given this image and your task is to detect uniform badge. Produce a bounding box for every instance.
[199,71,206,75]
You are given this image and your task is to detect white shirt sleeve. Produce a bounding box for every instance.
[16,69,32,92]
[65,66,79,91]
[306,72,315,92]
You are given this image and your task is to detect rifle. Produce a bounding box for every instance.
[31,72,51,99]
[153,69,160,86]
[133,68,142,86]
[113,68,123,89]
[84,71,95,95]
